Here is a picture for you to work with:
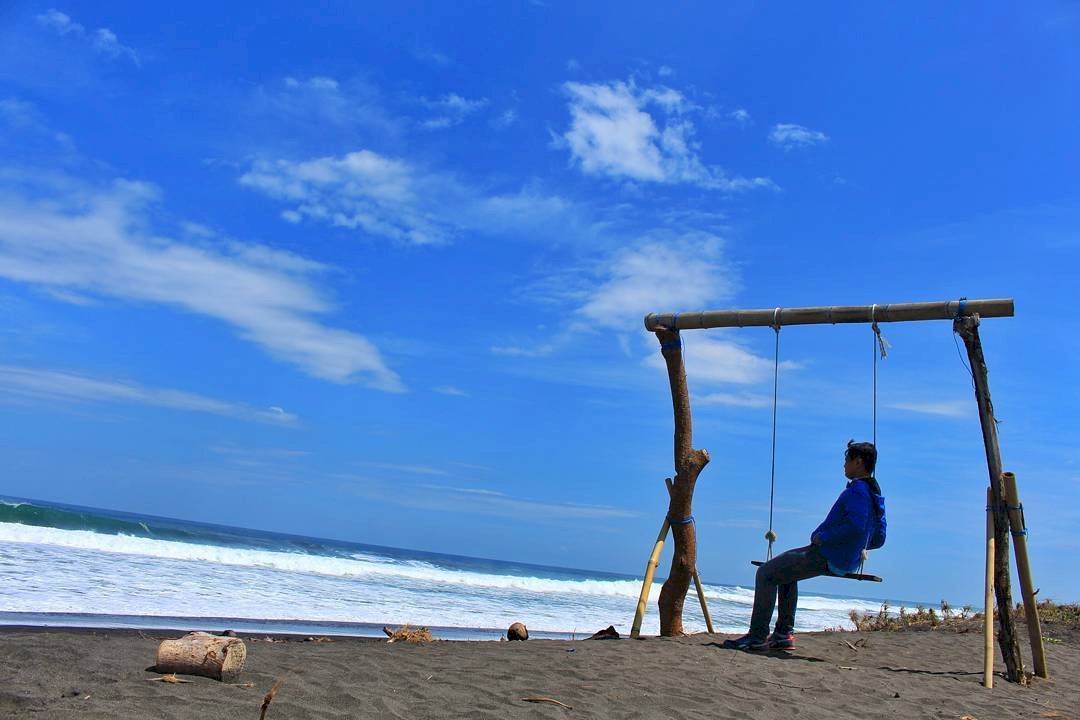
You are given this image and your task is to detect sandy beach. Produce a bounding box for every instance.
[1,624,1076,719]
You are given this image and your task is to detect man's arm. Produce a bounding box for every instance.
[814,487,871,546]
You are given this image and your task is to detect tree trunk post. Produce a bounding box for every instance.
[954,315,1026,684]
[653,325,710,636]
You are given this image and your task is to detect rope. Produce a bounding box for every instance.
[863,307,890,575]
[766,308,781,560]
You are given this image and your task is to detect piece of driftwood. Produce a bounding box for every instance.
[260,679,283,720]
[521,696,572,709]
[383,625,434,643]
[955,315,1025,684]
[155,632,246,682]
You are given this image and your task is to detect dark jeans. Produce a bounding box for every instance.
[749,544,829,641]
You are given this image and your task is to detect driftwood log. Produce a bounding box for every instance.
[155,632,246,682]
[654,325,709,636]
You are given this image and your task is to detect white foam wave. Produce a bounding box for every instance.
[0,523,657,599]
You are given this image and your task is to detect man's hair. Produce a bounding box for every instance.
[845,440,877,475]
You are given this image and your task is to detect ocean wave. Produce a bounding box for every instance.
[0,523,667,599]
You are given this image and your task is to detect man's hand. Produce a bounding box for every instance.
[810,532,822,546]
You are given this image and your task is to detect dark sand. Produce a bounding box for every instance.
[1,625,1076,719]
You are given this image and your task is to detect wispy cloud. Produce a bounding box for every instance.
[36,9,140,66]
[416,484,640,519]
[0,174,402,390]
[577,233,736,330]
[433,385,469,397]
[250,76,401,140]
[0,365,297,425]
[491,108,518,129]
[887,399,971,418]
[559,79,773,191]
[356,462,450,476]
[646,333,796,386]
[420,94,488,129]
[240,149,598,246]
[769,123,829,150]
[729,108,752,126]
[695,391,775,408]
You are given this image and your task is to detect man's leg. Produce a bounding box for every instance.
[773,545,828,637]
[749,545,827,640]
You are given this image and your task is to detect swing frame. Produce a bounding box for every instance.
[633,297,1045,685]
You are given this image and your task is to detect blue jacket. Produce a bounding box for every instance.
[813,477,886,573]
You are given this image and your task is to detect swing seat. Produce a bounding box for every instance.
[750,560,883,583]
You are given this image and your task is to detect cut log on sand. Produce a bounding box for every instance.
[155,632,246,682]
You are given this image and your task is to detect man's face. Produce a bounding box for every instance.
[843,454,865,479]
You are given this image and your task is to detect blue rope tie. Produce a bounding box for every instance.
[955,296,968,319]
[668,515,695,526]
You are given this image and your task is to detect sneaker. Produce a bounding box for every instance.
[767,632,795,650]
[722,634,769,651]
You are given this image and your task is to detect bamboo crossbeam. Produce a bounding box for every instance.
[644,298,1013,332]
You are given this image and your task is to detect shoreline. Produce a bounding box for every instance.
[3,625,1076,719]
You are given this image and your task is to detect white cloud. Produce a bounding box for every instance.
[0,365,297,425]
[416,484,639,519]
[0,175,402,390]
[577,234,736,330]
[491,108,518,129]
[645,333,794,386]
[357,462,449,476]
[240,150,449,245]
[240,149,597,247]
[729,108,752,126]
[433,385,469,397]
[887,400,971,418]
[658,65,675,77]
[420,93,488,129]
[491,342,558,358]
[37,8,140,66]
[560,80,773,191]
[769,123,829,150]
[255,76,398,136]
[36,9,82,35]
[695,391,774,408]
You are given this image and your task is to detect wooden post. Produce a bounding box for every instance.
[954,315,1026,684]
[691,569,715,633]
[653,324,710,636]
[1002,471,1048,678]
[984,486,995,689]
[631,518,670,638]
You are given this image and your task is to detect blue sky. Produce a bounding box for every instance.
[1,1,1078,604]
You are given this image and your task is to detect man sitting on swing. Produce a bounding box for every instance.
[724,440,887,651]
